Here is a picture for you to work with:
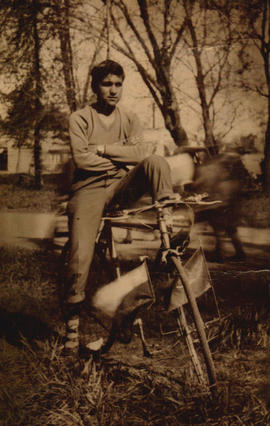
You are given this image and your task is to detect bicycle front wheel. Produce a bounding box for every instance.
[170,254,217,389]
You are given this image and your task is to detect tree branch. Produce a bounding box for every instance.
[169,18,187,61]
[114,0,154,65]
[110,12,159,94]
[137,0,162,65]
[82,23,105,106]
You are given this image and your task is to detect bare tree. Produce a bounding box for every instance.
[54,0,77,112]
[107,0,188,147]
[177,0,239,154]
[223,0,270,191]
[32,0,43,188]
[52,0,107,111]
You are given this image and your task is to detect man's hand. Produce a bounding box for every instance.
[88,145,105,156]
[96,145,105,156]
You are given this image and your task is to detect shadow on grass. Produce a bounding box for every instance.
[0,307,59,347]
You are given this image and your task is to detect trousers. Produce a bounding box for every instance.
[65,155,174,304]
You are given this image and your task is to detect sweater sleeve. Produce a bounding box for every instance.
[103,111,155,164]
[69,111,116,172]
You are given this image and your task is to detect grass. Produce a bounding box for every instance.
[0,174,58,212]
[238,191,270,228]
[0,183,57,212]
[1,172,270,423]
[0,246,270,424]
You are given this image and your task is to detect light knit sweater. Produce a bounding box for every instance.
[69,104,153,191]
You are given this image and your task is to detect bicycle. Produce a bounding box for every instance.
[55,195,221,389]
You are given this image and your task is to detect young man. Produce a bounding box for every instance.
[63,59,179,355]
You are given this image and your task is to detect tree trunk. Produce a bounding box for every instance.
[33,0,42,189]
[160,87,188,147]
[196,72,218,155]
[155,63,188,147]
[261,0,270,193]
[34,122,42,188]
[184,1,218,154]
[262,97,270,193]
[55,0,77,112]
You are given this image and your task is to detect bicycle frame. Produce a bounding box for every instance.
[94,199,218,388]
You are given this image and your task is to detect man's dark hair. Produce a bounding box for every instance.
[91,60,125,94]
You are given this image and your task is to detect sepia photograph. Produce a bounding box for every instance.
[0,0,270,424]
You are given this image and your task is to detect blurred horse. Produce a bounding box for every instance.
[186,151,247,262]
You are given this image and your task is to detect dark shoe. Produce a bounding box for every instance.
[85,338,104,352]
[79,339,103,360]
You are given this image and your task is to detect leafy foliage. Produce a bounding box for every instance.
[0,78,39,146]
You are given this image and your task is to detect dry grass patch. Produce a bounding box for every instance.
[0,246,270,424]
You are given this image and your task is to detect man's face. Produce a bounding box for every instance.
[97,73,123,107]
